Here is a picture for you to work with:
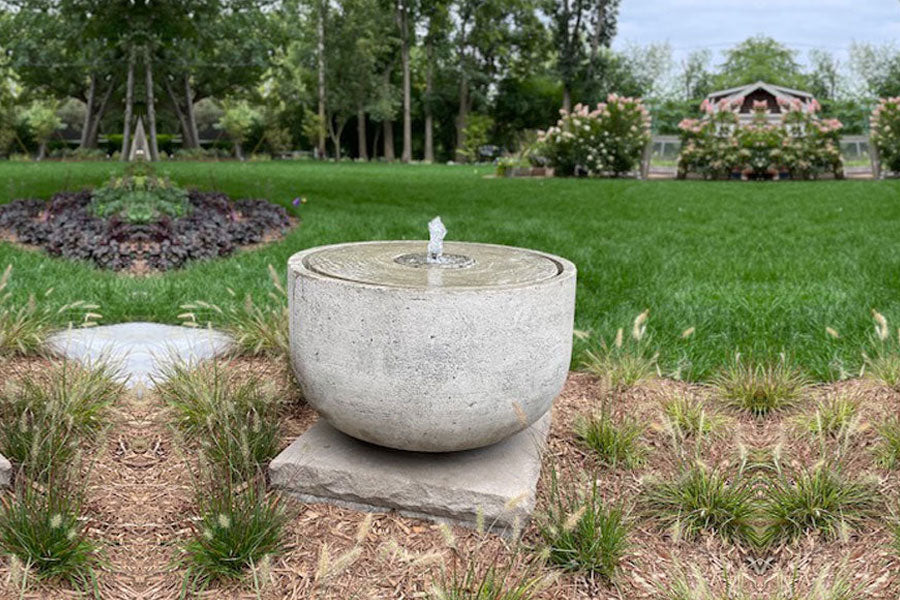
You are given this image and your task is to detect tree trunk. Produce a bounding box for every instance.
[121,51,135,160]
[357,108,368,160]
[383,120,395,161]
[87,82,113,149]
[184,76,200,148]
[80,75,96,149]
[424,114,434,163]
[328,116,346,160]
[371,123,381,159]
[165,78,192,147]
[316,0,327,159]
[235,141,244,161]
[562,86,572,112]
[455,74,468,162]
[398,1,412,162]
[144,47,159,161]
[424,36,434,163]
[586,0,608,99]
[37,141,46,161]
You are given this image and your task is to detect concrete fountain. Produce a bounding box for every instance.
[270,218,576,531]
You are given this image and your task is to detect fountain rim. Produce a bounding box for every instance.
[289,240,576,292]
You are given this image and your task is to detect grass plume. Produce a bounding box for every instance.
[641,462,756,545]
[155,360,282,477]
[581,311,658,389]
[574,408,646,469]
[0,265,101,356]
[535,469,629,579]
[713,353,809,418]
[180,264,288,358]
[179,472,290,594]
[0,359,121,470]
[760,463,880,544]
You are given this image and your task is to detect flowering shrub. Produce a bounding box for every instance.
[871,98,900,173]
[535,95,651,177]
[678,97,843,180]
[677,98,743,179]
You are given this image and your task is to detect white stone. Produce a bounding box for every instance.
[288,240,576,452]
[0,454,11,488]
[46,322,232,393]
[270,412,550,534]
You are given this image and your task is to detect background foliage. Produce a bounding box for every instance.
[0,2,895,161]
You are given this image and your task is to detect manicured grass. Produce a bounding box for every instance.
[1,160,900,380]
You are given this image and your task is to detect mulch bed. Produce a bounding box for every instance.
[0,359,898,599]
[0,190,296,274]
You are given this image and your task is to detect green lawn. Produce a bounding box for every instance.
[2,160,899,380]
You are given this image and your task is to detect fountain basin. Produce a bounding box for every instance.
[289,240,576,452]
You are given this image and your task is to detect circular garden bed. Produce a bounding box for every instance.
[0,165,296,273]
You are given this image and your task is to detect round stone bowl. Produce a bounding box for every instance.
[288,240,576,452]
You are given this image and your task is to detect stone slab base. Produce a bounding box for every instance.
[270,413,551,535]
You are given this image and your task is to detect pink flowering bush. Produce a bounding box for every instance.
[678,98,744,179]
[871,97,900,173]
[678,97,843,180]
[535,95,651,177]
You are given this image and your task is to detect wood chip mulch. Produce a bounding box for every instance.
[0,360,897,598]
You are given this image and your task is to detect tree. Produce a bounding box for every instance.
[714,36,808,90]
[459,113,492,161]
[493,73,562,148]
[547,0,620,111]
[392,0,414,161]
[453,0,546,161]
[152,1,277,153]
[849,42,900,98]
[217,100,260,160]
[121,49,135,160]
[316,0,327,158]
[21,100,61,160]
[618,42,673,98]
[319,0,394,159]
[0,75,17,157]
[0,18,19,156]
[418,0,450,162]
[678,49,714,100]
[0,0,120,150]
[807,49,842,100]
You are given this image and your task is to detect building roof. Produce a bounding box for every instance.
[706,81,814,105]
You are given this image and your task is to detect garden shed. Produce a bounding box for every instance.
[704,81,817,123]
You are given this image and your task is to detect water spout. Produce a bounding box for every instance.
[427,216,446,263]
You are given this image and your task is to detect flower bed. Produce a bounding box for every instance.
[678,98,843,180]
[534,95,651,177]
[0,176,295,272]
[871,97,900,175]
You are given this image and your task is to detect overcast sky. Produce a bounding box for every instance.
[614,0,900,62]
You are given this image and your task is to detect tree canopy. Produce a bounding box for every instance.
[714,36,809,90]
[0,3,894,160]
